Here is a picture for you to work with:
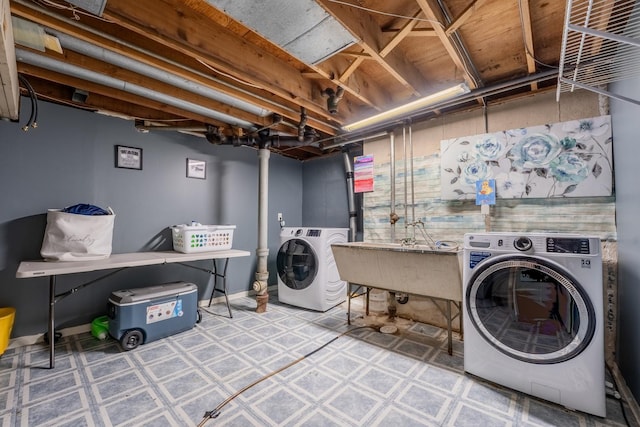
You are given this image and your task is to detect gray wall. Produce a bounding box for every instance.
[303,153,348,228]
[302,149,364,240]
[611,77,640,401]
[0,99,305,337]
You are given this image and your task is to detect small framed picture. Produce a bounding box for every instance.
[115,145,143,170]
[186,158,206,179]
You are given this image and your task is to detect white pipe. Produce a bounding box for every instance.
[49,30,270,117]
[254,147,270,298]
[15,49,257,129]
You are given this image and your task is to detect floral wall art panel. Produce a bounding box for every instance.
[440,115,613,200]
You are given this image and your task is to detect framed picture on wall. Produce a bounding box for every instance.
[186,158,206,179]
[115,145,143,170]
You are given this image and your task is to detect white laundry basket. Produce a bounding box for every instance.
[171,225,235,253]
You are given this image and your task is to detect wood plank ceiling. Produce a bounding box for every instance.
[7,0,568,160]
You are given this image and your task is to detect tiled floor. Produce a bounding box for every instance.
[0,292,634,427]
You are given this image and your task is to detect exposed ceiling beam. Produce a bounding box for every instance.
[303,54,383,110]
[102,0,343,123]
[338,55,366,82]
[518,0,538,90]
[380,9,424,57]
[382,28,437,37]
[444,0,488,37]
[0,0,19,120]
[318,0,429,97]
[414,0,479,89]
[9,1,340,136]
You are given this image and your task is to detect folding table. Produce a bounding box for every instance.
[16,249,251,368]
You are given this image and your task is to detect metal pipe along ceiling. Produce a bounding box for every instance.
[48,30,270,118]
[14,0,302,122]
[15,49,257,129]
[339,69,559,140]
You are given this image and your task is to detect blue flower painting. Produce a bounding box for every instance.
[440,115,613,199]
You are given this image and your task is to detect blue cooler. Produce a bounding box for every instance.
[107,281,200,350]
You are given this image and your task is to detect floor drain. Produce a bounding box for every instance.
[380,325,397,334]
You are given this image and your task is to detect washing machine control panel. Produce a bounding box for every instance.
[465,233,597,255]
[546,237,591,254]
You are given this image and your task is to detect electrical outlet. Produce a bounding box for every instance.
[277,213,283,222]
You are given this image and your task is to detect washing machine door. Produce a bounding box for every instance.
[466,254,595,364]
[277,239,318,290]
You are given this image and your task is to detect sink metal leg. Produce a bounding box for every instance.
[447,300,452,355]
[347,283,351,325]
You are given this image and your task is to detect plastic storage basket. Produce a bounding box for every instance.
[171,225,235,253]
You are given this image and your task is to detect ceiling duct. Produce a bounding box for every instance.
[0,0,19,120]
[557,0,640,106]
[205,0,356,64]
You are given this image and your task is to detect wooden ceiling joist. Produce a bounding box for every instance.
[444,0,488,36]
[4,0,572,160]
[415,0,479,89]
[102,0,343,123]
[318,0,428,97]
[518,0,538,90]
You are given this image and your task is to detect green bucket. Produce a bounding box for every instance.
[91,315,109,340]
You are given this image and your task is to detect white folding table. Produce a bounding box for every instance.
[16,249,251,368]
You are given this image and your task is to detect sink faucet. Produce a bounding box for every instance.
[404,219,437,249]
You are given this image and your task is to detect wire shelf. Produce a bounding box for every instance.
[557,0,640,106]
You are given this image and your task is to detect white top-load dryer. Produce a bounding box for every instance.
[463,232,605,417]
[277,227,348,311]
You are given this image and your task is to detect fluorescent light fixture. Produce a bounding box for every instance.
[342,83,470,132]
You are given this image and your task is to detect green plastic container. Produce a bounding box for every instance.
[91,315,109,340]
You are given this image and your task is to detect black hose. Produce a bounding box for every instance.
[197,326,373,427]
[24,77,38,128]
[17,74,38,130]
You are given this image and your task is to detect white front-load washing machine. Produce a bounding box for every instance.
[463,232,605,417]
[277,227,348,311]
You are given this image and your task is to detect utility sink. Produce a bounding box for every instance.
[330,241,463,301]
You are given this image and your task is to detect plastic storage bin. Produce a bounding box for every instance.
[0,307,16,356]
[171,224,235,253]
